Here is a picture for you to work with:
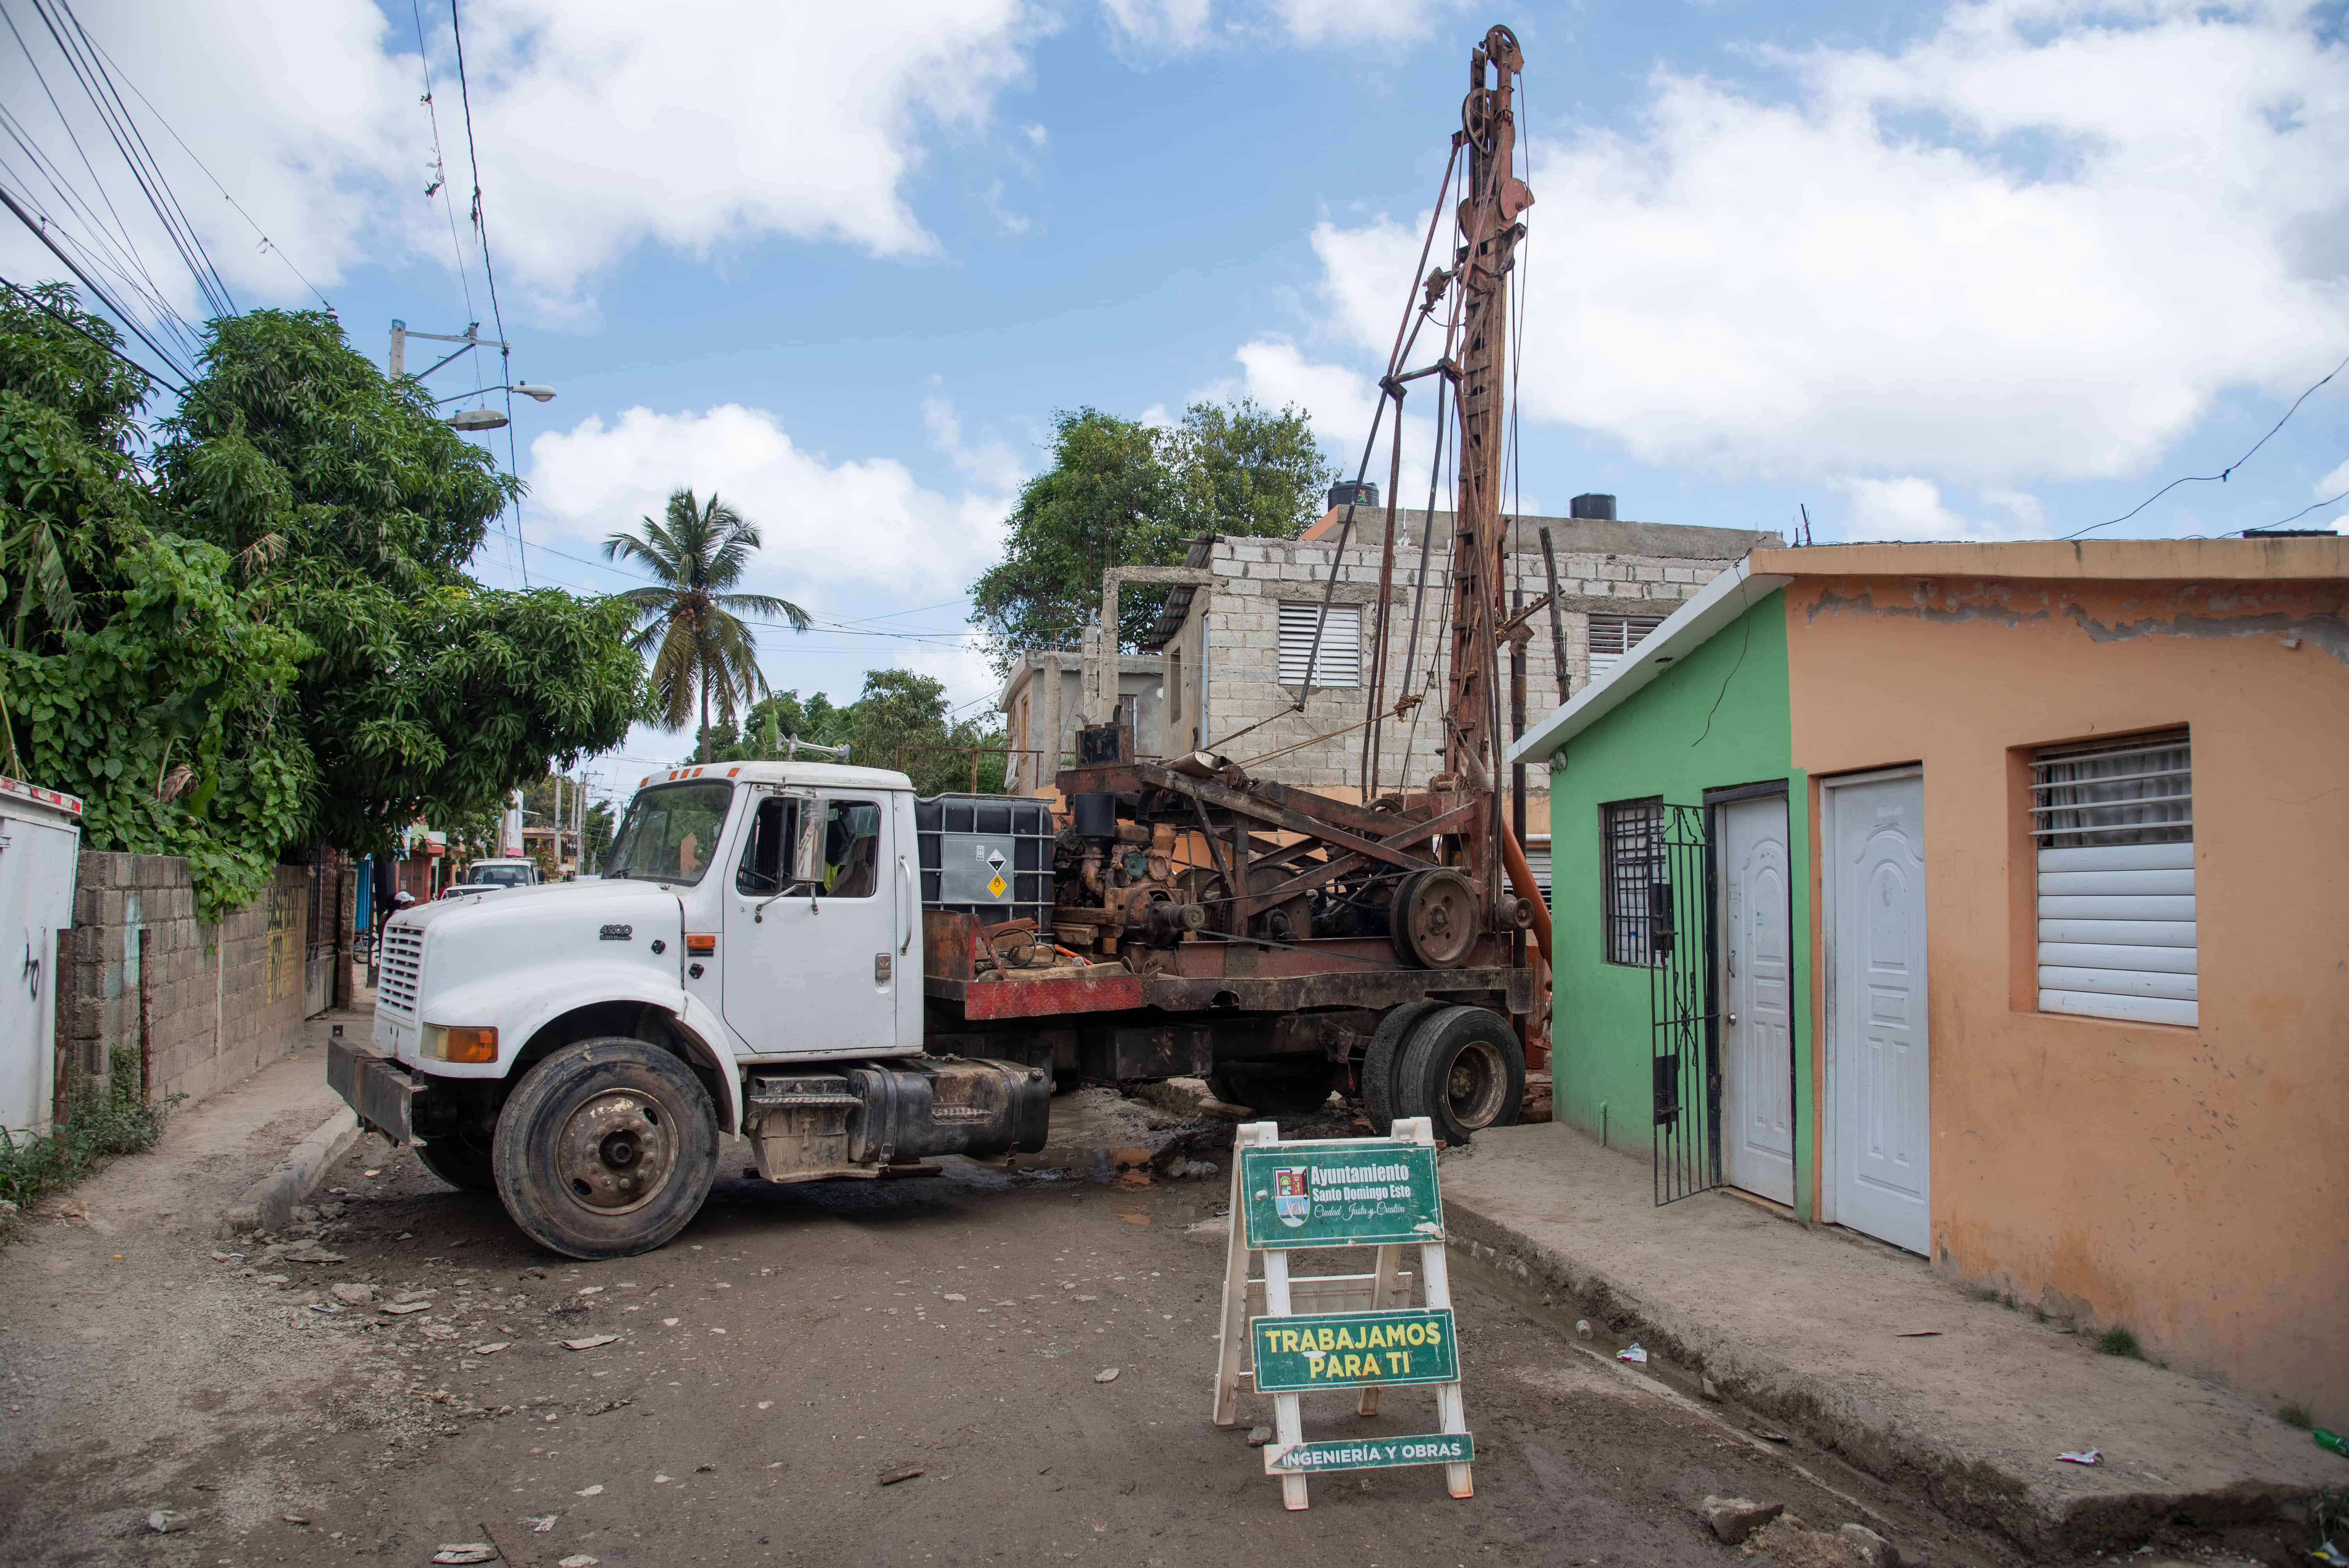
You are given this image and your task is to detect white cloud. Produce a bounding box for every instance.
[526,404,1014,600]
[1833,476,2035,541]
[2317,458,2349,498]
[1099,0,1458,56]
[1215,338,1440,505]
[1100,0,1215,55]
[3,0,1046,318]
[1269,0,1462,47]
[1980,486,2046,529]
[1304,0,2349,483]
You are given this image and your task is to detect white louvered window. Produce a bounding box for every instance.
[1278,602,1361,688]
[2032,730,2195,1026]
[1588,615,1665,682]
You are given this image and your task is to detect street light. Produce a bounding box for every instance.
[431,383,559,406]
[447,407,508,431]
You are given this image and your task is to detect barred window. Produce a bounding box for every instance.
[1601,797,1662,966]
[1278,602,1361,688]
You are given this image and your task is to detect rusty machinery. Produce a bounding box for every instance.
[1046,25,1549,1000]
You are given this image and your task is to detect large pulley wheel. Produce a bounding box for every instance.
[492,1037,719,1260]
[1390,868,1479,969]
[1397,1005,1525,1146]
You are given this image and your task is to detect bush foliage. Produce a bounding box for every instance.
[0,286,644,915]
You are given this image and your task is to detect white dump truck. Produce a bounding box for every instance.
[333,749,1534,1260]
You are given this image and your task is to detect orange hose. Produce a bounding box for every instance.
[1500,820,1553,969]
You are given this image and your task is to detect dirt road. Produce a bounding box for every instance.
[0,1080,2076,1568]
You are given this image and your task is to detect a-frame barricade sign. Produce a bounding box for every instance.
[1210,1116,1473,1511]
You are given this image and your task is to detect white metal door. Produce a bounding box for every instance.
[1827,772,1930,1254]
[1,796,81,1136]
[1718,795,1795,1205]
[723,791,900,1055]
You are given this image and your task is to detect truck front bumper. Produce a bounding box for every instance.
[329,1036,422,1144]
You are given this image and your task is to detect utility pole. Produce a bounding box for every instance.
[1443,25,1534,917]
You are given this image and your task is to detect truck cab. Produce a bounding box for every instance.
[337,761,1048,1259]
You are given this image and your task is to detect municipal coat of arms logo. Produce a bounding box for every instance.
[1272,1166,1311,1227]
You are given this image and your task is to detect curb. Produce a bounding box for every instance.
[1437,1195,2317,1557]
[218,1107,362,1237]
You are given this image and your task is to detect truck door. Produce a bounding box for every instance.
[722,790,900,1055]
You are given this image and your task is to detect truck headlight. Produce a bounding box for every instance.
[420,1024,498,1063]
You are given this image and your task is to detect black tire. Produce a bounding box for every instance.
[490,1037,720,1260]
[413,1125,496,1193]
[1397,1005,1525,1146]
[1207,1061,1336,1119]
[1360,1000,1447,1136]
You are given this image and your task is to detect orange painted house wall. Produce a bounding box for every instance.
[1759,540,2349,1424]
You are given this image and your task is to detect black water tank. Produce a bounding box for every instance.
[1071,793,1117,840]
[1571,493,1617,520]
[1328,481,1380,511]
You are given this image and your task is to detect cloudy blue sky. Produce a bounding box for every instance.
[5,0,2345,798]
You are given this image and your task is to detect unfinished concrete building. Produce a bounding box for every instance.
[999,491,1779,880]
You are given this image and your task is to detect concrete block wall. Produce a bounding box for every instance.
[1195,537,1720,795]
[66,854,316,1107]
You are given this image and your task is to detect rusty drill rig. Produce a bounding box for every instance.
[924,24,1551,1142]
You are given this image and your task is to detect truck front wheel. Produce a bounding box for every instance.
[491,1037,720,1260]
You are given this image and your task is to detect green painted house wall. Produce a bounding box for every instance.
[1544,589,1815,1218]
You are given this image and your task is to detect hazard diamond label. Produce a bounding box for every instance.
[986,872,1008,899]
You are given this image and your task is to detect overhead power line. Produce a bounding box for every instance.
[0,269,185,392]
[446,0,528,585]
[0,0,198,358]
[2068,347,2349,539]
[0,182,193,383]
[32,0,235,320]
[72,7,330,310]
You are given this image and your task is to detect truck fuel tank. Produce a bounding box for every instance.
[744,1057,1050,1182]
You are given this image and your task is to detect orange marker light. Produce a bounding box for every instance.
[685,933,717,955]
[423,1024,498,1063]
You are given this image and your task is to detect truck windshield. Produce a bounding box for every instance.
[469,864,534,887]
[603,781,734,886]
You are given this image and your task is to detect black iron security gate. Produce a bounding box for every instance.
[1649,804,1720,1205]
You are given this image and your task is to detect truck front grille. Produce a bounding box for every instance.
[377,926,424,1017]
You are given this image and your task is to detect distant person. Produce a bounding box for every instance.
[378,888,415,944]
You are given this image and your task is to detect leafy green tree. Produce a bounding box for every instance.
[605,488,809,763]
[699,687,852,763]
[843,668,1006,795]
[969,398,1333,669]
[155,307,645,854]
[0,284,311,915]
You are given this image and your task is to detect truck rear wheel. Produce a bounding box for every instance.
[491,1037,719,1260]
[1397,1005,1524,1146]
[1359,1000,1446,1136]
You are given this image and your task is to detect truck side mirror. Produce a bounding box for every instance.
[791,804,824,887]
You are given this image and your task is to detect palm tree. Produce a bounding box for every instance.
[604,489,810,761]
